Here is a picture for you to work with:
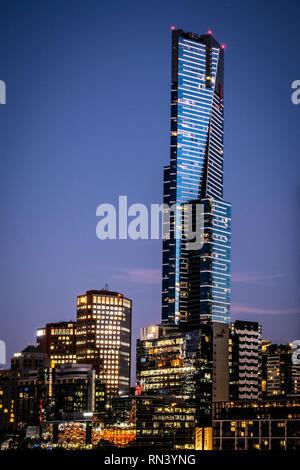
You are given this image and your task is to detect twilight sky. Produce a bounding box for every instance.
[0,0,299,375]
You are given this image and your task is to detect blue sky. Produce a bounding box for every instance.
[0,0,299,375]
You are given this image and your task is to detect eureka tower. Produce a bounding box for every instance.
[162,29,231,326]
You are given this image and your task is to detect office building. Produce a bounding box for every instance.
[0,346,50,432]
[17,368,50,429]
[17,363,105,429]
[76,289,132,397]
[51,364,105,420]
[261,342,300,397]
[110,395,196,450]
[36,321,77,367]
[213,397,300,450]
[136,322,229,427]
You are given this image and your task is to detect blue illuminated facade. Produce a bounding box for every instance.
[162,29,231,326]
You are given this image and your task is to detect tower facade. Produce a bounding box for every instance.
[36,321,77,367]
[261,342,300,397]
[229,320,262,400]
[162,29,231,326]
[136,322,229,427]
[76,289,132,397]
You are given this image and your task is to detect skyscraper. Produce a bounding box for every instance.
[134,30,231,447]
[76,289,132,397]
[162,29,231,326]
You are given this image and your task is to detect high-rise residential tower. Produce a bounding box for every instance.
[162,29,231,326]
[229,320,262,400]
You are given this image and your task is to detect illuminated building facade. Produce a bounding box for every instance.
[110,395,196,449]
[162,29,231,326]
[229,320,262,400]
[187,198,231,326]
[136,322,229,427]
[76,289,132,397]
[39,420,136,449]
[36,321,77,367]
[261,342,300,397]
[0,370,15,432]
[213,397,300,450]
[92,426,136,448]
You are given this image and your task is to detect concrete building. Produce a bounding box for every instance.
[229,320,262,400]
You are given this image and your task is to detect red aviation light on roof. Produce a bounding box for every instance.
[208,30,212,34]
[221,44,226,49]
[171,26,175,30]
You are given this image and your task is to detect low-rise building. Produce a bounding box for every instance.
[212,396,300,450]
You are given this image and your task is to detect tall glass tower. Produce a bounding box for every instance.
[162,29,231,326]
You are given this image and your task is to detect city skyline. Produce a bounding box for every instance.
[0,0,299,371]
[0,3,300,450]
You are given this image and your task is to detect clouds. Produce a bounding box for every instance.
[231,304,300,316]
[231,272,300,317]
[112,268,300,318]
[113,268,161,285]
[114,268,287,287]
[113,268,289,290]
[231,272,287,285]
